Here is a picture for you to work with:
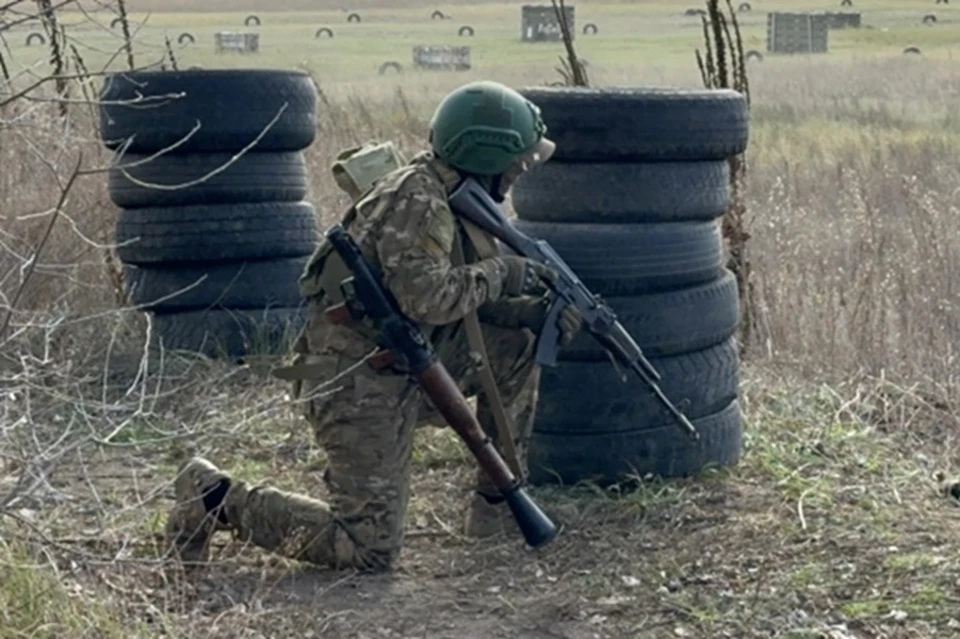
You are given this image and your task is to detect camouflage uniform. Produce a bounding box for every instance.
[167,152,545,571]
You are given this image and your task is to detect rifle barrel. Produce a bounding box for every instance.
[631,361,700,441]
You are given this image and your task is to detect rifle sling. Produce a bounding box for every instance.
[451,220,523,479]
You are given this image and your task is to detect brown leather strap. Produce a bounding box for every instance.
[460,217,500,260]
[451,226,522,478]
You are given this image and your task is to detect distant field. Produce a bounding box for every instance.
[4,0,958,88]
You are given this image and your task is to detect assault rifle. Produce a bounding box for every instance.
[449,178,700,442]
[324,223,558,549]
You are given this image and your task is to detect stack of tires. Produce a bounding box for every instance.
[512,87,750,485]
[98,69,319,360]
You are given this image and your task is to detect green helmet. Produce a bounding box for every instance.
[429,80,551,176]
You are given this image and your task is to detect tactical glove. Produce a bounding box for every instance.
[498,256,558,297]
[555,303,583,347]
[478,297,583,347]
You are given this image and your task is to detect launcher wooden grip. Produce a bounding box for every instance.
[416,362,518,492]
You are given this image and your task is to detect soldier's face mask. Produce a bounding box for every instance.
[497,137,556,199]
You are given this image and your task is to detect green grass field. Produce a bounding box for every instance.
[5,0,959,86]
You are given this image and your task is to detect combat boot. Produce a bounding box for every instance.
[165,457,232,563]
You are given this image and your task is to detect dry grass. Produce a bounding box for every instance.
[745,58,960,381]
[4,358,960,637]
[4,1,960,637]
[5,56,958,379]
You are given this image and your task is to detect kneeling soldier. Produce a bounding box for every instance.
[165,80,581,570]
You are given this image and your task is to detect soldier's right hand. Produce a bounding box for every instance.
[499,256,558,297]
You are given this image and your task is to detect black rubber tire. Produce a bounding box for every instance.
[245,15,260,27]
[178,32,195,45]
[115,202,318,265]
[738,2,751,12]
[124,257,308,311]
[151,307,305,360]
[315,27,334,38]
[511,160,730,223]
[535,337,739,435]
[583,23,598,35]
[26,33,45,46]
[903,46,922,55]
[560,271,740,360]
[513,220,724,296]
[745,50,764,62]
[458,25,475,36]
[108,151,308,209]
[922,14,937,24]
[99,69,317,153]
[432,10,446,19]
[378,61,403,75]
[347,13,361,23]
[528,400,743,485]
[518,87,749,162]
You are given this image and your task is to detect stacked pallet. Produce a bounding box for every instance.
[766,12,830,54]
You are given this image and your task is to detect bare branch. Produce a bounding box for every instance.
[0,67,179,109]
[694,0,754,352]
[163,33,178,71]
[550,0,588,87]
[0,152,82,344]
[0,0,74,33]
[115,0,133,70]
[109,103,289,187]
[0,0,32,14]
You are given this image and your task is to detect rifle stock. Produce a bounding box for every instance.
[449,177,701,441]
[324,224,558,548]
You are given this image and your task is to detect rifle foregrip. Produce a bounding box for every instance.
[533,298,565,367]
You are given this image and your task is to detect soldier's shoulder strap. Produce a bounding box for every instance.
[352,163,425,224]
[297,164,424,299]
[458,217,500,260]
[450,232,521,476]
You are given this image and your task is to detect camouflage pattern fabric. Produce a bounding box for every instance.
[299,150,511,331]
[219,152,541,571]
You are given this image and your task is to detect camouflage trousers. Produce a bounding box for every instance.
[221,314,540,571]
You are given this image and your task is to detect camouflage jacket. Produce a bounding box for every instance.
[298,151,520,359]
